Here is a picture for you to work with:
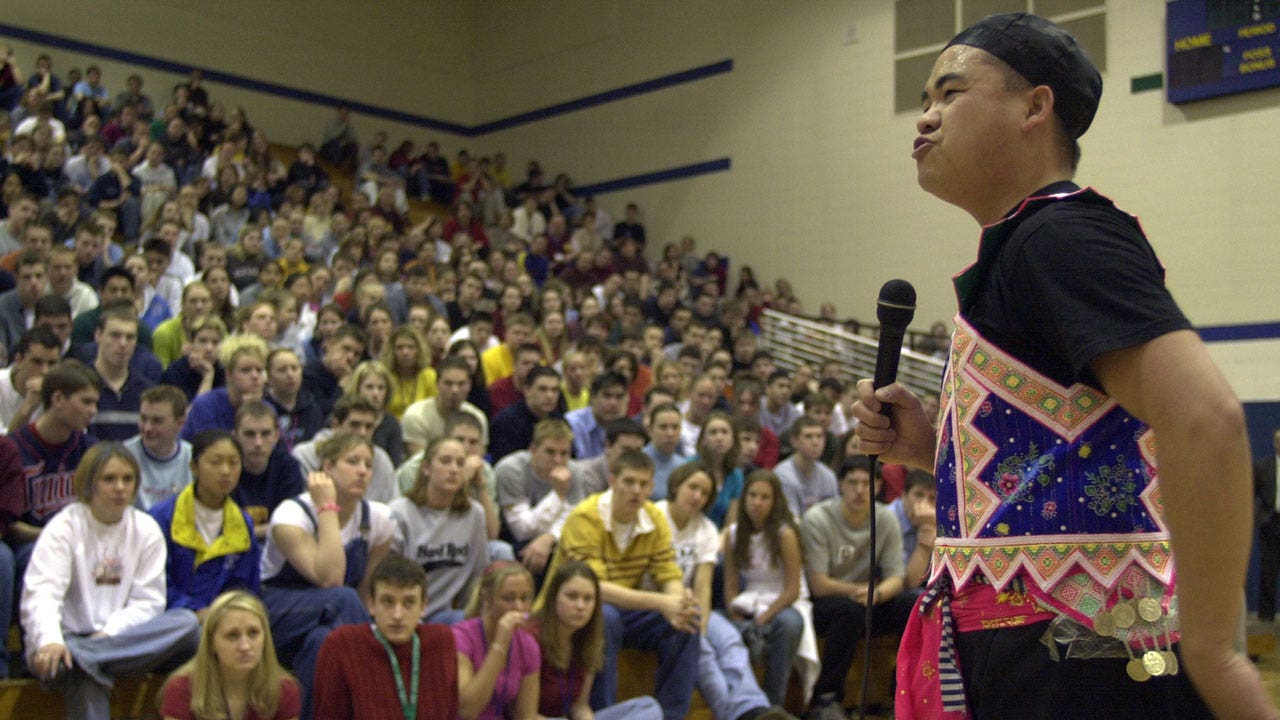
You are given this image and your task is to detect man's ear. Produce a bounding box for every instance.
[1023,85,1056,132]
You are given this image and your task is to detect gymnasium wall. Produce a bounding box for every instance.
[3,1,1277,408]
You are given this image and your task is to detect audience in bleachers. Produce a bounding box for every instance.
[0,51,947,718]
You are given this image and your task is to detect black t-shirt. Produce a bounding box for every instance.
[962,183,1191,390]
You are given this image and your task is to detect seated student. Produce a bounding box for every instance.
[489,365,564,463]
[264,347,325,453]
[887,469,937,593]
[447,339,493,419]
[303,324,366,420]
[232,400,304,540]
[89,300,156,441]
[0,437,24,678]
[33,294,74,357]
[341,360,405,467]
[800,456,912,718]
[642,402,688,500]
[734,415,765,477]
[161,590,302,720]
[158,315,227,401]
[151,280,215,368]
[314,555,458,720]
[454,561,541,720]
[260,432,394,718]
[582,418,648,495]
[149,429,261,615]
[5,359,101,575]
[20,442,201,720]
[779,393,839,468]
[480,311,535,386]
[535,560,664,720]
[69,266,156,349]
[732,377,780,469]
[485,342,543,417]
[657,463,795,720]
[180,333,269,440]
[691,411,745,528]
[540,449,701,720]
[390,437,490,625]
[495,419,589,574]
[776,416,839,519]
[401,357,488,457]
[565,371,630,460]
[292,395,398,504]
[724,469,819,708]
[758,371,802,439]
[680,374,720,456]
[382,326,438,421]
[0,325,62,433]
[125,384,192,509]
[559,349,591,412]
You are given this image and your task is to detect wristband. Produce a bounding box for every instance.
[317,502,340,514]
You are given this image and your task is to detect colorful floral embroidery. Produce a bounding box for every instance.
[1041,500,1058,519]
[990,443,1055,503]
[1083,457,1138,516]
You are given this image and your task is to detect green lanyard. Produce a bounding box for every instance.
[371,624,420,720]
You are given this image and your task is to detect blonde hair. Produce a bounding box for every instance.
[380,326,429,375]
[465,561,533,618]
[218,331,269,371]
[162,591,294,720]
[341,360,395,411]
[74,442,139,503]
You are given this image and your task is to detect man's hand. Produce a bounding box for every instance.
[519,532,555,572]
[658,589,700,634]
[31,643,72,681]
[851,379,938,471]
[848,581,871,605]
[548,466,572,498]
[463,455,485,489]
[21,375,42,406]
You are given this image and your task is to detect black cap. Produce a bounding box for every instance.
[946,13,1102,139]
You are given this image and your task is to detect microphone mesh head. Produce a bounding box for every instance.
[876,279,917,329]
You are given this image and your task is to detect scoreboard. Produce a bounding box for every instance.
[1167,0,1280,103]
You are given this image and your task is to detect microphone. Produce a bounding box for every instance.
[857,278,916,720]
[873,279,917,391]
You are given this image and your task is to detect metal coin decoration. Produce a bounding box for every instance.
[1137,597,1162,623]
[1126,657,1151,682]
[1142,649,1167,676]
[1111,600,1136,629]
[1093,610,1116,637]
[1162,651,1179,676]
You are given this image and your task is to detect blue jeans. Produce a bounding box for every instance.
[593,604,701,720]
[732,607,803,706]
[56,609,200,720]
[699,612,771,719]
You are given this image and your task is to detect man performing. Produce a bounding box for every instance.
[853,13,1276,720]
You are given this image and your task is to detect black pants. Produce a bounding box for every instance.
[811,593,915,702]
[955,621,1212,719]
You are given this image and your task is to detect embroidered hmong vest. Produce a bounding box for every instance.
[931,190,1177,628]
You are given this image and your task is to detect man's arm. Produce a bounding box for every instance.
[1093,329,1277,719]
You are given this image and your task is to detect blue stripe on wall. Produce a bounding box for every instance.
[0,22,732,138]
[473,60,734,134]
[1198,322,1280,342]
[576,158,731,195]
